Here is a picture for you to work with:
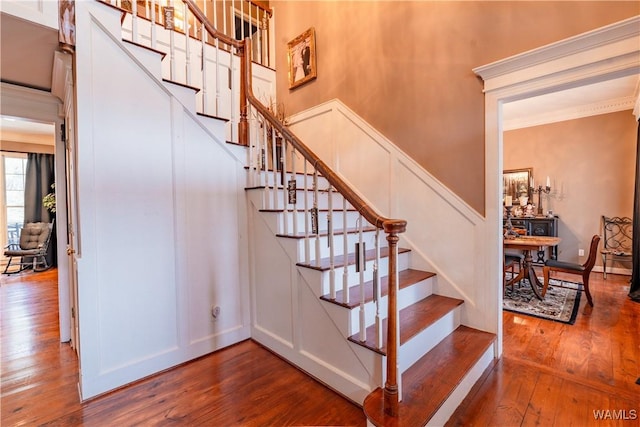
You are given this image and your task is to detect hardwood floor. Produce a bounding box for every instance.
[448,269,640,427]
[2,268,638,426]
[0,269,366,426]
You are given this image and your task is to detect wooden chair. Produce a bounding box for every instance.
[600,216,632,279]
[504,253,524,289]
[542,235,600,306]
[503,227,527,288]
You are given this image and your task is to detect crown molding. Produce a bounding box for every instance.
[474,16,640,88]
[504,95,637,130]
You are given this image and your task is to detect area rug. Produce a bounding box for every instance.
[503,274,582,325]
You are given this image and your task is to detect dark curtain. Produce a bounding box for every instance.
[24,153,57,268]
[630,118,640,302]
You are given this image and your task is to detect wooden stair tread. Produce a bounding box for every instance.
[162,78,201,93]
[122,39,167,58]
[320,269,435,309]
[197,112,230,122]
[347,294,463,355]
[296,247,411,271]
[276,225,377,239]
[363,325,496,427]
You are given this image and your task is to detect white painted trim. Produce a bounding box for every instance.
[474,16,640,88]
[0,82,70,343]
[634,80,640,121]
[0,0,59,29]
[475,16,640,356]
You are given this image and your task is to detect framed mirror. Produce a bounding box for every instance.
[503,168,532,205]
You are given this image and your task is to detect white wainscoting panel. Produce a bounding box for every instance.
[289,100,495,333]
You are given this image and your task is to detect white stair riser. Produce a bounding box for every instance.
[399,309,461,374]
[123,42,164,80]
[253,170,330,189]
[300,251,412,297]
[279,210,367,235]
[345,277,434,336]
[292,230,384,261]
[162,81,197,113]
[197,115,228,141]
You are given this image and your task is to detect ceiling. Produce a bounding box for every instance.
[503,74,640,130]
[1,12,59,148]
[0,11,638,143]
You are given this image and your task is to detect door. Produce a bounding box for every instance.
[64,112,80,354]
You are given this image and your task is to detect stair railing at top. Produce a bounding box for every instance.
[106,0,272,143]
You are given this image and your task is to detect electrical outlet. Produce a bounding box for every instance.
[578,249,585,256]
[211,305,221,320]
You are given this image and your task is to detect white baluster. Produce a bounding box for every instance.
[240,0,245,40]
[131,0,138,43]
[314,169,320,267]
[222,0,227,35]
[247,107,255,188]
[328,186,335,300]
[374,228,382,349]
[303,159,310,264]
[184,1,191,86]
[271,129,277,210]
[358,214,366,342]
[212,0,220,117]
[291,148,298,237]
[261,13,267,67]
[150,0,157,48]
[281,139,289,235]
[200,20,207,114]
[169,0,176,81]
[249,2,254,61]
[342,196,349,304]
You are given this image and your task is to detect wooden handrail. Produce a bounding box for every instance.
[183,0,243,48]
[240,42,406,235]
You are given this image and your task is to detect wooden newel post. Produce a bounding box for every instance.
[239,41,250,146]
[382,220,406,417]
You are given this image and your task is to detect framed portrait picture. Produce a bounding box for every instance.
[503,168,532,205]
[287,27,317,90]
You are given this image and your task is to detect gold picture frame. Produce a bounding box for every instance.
[287,27,317,90]
[503,168,532,205]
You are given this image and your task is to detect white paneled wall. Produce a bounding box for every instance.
[74,1,250,399]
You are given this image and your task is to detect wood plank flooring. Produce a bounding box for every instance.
[0,269,366,426]
[2,268,638,426]
[447,270,640,427]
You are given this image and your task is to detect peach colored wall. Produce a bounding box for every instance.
[272,1,638,214]
[504,111,637,267]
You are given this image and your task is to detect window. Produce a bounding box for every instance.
[3,154,28,245]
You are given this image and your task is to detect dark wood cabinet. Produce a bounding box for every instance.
[504,216,558,263]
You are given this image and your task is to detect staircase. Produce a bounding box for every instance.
[105,0,497,424]
[245,170,496,426]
